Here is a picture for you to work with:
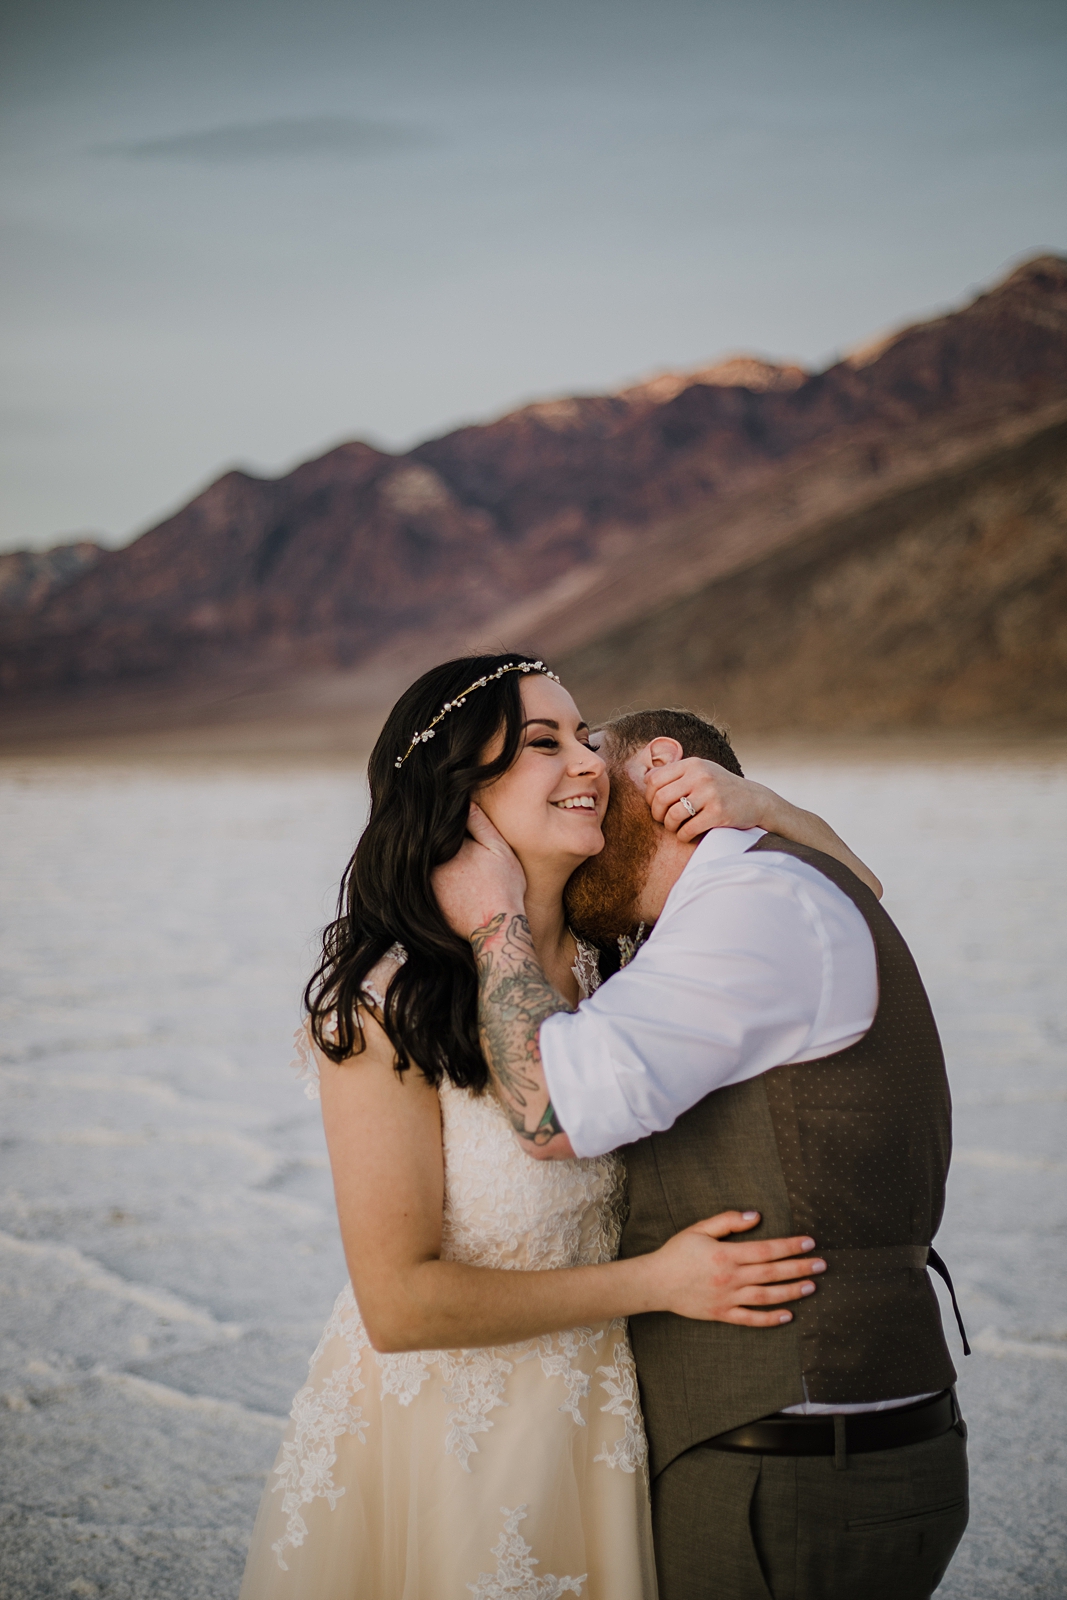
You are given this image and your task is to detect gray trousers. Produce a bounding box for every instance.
[652,1425,969,1600]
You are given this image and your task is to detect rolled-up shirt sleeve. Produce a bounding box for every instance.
[540,854,869,1159]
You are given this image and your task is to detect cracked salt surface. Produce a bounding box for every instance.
[1,751,1065,1597]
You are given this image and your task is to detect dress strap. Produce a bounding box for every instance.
[291,1023,322,1101]
[571,937,602,999]
[291,945,407,1099]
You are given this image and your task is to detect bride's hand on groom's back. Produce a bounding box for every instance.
[649,1211,826,1327]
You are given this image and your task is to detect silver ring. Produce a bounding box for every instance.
[679,795,697,819]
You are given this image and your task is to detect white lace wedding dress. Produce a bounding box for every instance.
[239,952,656,1600]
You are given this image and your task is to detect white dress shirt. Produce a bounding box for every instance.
[542,827,878,1160]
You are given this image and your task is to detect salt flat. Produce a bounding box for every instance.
[1,748,1064,1598]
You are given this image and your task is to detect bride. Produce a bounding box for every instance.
[239,654,877,1600]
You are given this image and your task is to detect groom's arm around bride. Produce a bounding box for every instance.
[435,708,969,1600]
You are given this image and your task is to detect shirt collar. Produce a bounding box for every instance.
[691,824,767,864]
[654,826,767,930]
[694,825,767,864]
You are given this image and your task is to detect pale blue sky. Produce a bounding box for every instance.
[2,0,1064,551]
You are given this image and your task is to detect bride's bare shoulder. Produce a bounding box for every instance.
[317,1012,438,1123]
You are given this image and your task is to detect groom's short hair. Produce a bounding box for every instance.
[601,708,744,777]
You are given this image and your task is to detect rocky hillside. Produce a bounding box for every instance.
[0,541,102,615]
[553,413,1067,732]
[1,254,1066,735]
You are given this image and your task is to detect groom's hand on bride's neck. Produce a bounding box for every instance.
[432,803,527,940]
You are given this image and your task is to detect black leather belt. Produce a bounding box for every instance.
[704,1389,960,1457]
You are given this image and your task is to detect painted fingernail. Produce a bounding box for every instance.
[810,1260,826,1273]
[801,1281,816,1295]
[742,1211,759,1221]
[778,1312,793,1323]
[800,1238,815,1251]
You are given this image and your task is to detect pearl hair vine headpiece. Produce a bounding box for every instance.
[395,660,560,769]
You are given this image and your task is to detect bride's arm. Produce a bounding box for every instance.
[646,758,883,899]
[317,1015,824,1354]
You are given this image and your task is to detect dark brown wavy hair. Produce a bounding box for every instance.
[304,653,553,1089]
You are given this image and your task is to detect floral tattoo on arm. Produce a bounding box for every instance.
[470,913,573,1144]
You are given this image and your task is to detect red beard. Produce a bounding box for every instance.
[564,771,658,944]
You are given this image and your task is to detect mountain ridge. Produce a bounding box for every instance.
[2,253,1065,740]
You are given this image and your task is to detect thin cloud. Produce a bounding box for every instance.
[93,116,432,164]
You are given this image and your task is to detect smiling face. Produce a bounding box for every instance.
[474,675,608,889]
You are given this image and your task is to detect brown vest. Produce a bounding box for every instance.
[619,833,957,1477]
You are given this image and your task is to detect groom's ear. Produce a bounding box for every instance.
[646,737,685,771]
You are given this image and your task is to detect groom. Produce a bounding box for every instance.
[435,707,969,1600]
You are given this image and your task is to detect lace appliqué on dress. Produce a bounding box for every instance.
[375,1325,608,1472]
[616,924,648,969]
[570,930,648,996]
[524,1327,600,1426]
[594,1326,648,1480]
[268,1301,630,1569]
[270,1284,369,1569]
[291,1022,324,1101]
[570,938,602,1002]
[468,1506,585,1599]
[375,1338,514,1472]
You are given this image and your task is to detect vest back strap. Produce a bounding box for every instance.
[927,1247,972,1355]
[819,1244,930,1272]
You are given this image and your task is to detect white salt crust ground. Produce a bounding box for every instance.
[0,751,1064,1598]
